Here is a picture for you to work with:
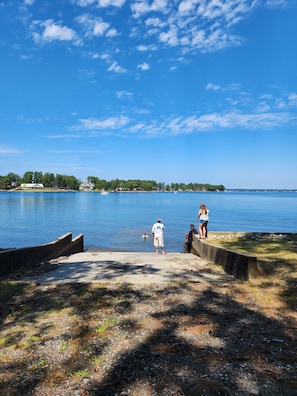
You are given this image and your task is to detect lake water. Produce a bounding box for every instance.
[1,191,297,252]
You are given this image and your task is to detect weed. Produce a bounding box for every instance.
[70,369,89,381]
[60,341,69,352]
[0,336,10,347]
[95,317,117,336]
[89,356,105,368]
[30,360,47,371]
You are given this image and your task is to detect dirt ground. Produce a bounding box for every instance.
[1,234,297,396]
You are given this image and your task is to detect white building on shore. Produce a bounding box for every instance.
[20,183,44,189]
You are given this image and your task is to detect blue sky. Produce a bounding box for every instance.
[1,0,297,189]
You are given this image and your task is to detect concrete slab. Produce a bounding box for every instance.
[26,251,236,285]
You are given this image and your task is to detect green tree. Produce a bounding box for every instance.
[33,171,43,184]
[22,171,33,183]
[66,175,80,190]
[8,172,21,186]
[42,173,55,188]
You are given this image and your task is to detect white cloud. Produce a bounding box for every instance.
[137,62,150,71]
[49,149,111,153]
[265,0,288,7]
[98,0,126,7]
[147,111,295,136]
[106,28,118,37]
[116,90,133,99]
[27,0,265,57]
[77,14,113,38]
[130,0,252,54]
[136,44,158,51]
[206,82,220,91]
[288,93,297,108]
[107,61,127,73]
[77,13,119,40]
[75,116,130,130]
[0,145,24,154]
[128,103,296,137]
[131,0,169,18]
[32,19,80,45]
[145,17,166,28]
[178,0,195,15]
[93,20,109,36]
[159,26,179,46]
[71,0,96,6]
[256,103,271,113]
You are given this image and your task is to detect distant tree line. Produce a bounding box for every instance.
[0,171,225,192]
[0,171,80,190]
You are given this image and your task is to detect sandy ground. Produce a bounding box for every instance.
[26,251,236,285]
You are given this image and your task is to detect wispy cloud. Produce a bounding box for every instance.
[206,82,220,91]
[74,116,130,130]
[70,109,296,138]
[48,149,112,153]
[116,90,134,100]
[138,111,296,137]
[0,145,25,155]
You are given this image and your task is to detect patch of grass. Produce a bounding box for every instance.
[69,368,89,381]
[89,356,105,368]
[95,317,117,336]
[60,341,69,352]
[207,232,297,313]
[22,335,42,349]
[0,336,10,347]
[30,360,47,371]
[0,281,29,307]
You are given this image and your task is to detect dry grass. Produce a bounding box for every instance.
[207,232,297,316]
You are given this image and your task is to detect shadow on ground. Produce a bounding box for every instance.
[1,276,297,395]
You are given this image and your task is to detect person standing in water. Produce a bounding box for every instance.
[151,218,166,254]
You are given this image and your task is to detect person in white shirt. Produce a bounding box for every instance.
[198,203,209,239]
[151,218,166,254]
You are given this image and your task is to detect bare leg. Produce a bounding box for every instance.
[201,224,206,238]
[199,224,203,238]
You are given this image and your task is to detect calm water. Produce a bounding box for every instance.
[1,191,297,252]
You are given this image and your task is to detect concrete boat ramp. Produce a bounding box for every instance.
[26,251,236,285]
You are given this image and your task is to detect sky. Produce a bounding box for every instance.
[0,0,297,189]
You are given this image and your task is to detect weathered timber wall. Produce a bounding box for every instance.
[191,235,259,281]
[0,233,84,276]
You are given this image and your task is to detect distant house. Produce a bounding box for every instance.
[20,183,44,189]
[79,182,95,191]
